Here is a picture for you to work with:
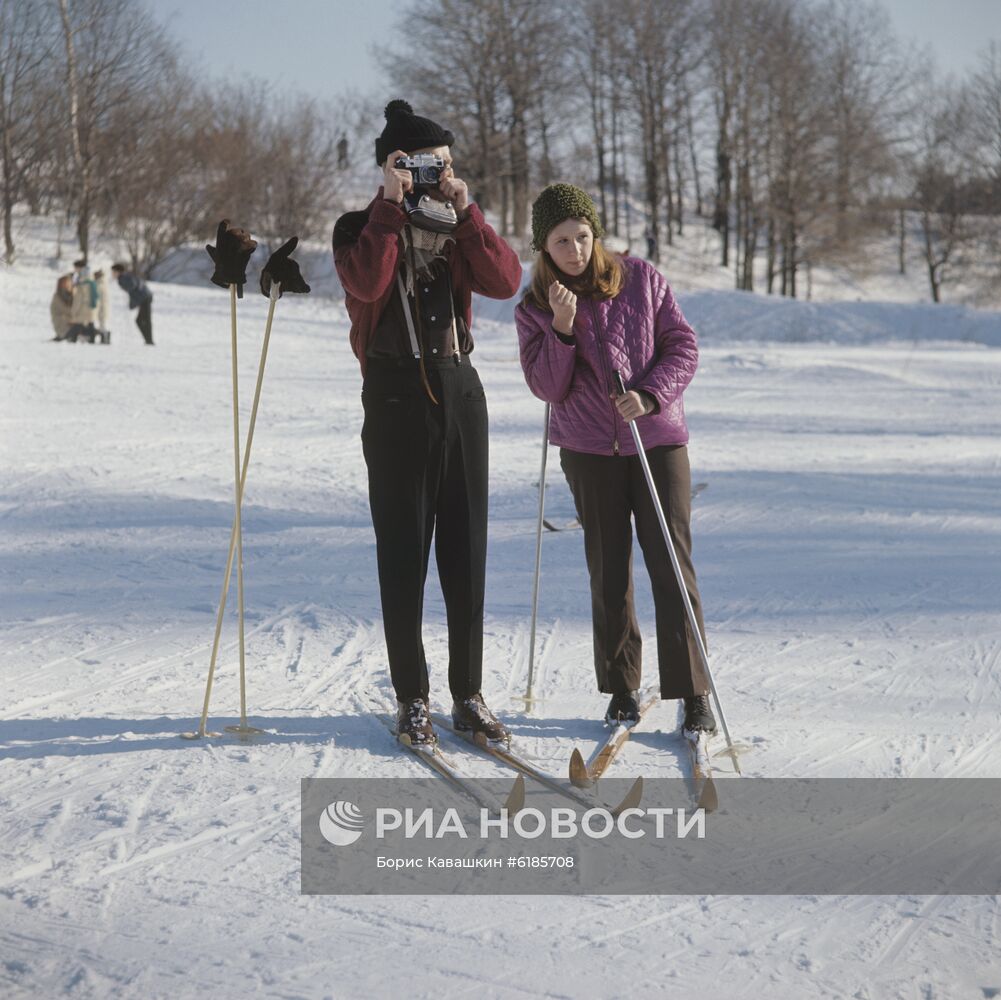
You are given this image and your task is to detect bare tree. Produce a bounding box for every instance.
[101,60,207,275]
[376,1,498,212]
[706,0,741,267]
[963,43,1001,188]
[911,82,977,302]
[617,0,703,260]
[55,0,178,258]
[816,0,913,247]
[0,0,57,261]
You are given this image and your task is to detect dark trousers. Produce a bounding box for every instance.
[560,444,708,700]
[136,300,153,344]
[361,357,488,702]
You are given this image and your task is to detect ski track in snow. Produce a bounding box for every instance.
[2,218,1001,998]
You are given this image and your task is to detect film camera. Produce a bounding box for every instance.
[394,154,446,191]
[395,154,457,233]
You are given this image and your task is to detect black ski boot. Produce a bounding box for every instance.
[452,693,510,747]
[605,690,641,725]
[396,697,436,747]
[682,694,717,735]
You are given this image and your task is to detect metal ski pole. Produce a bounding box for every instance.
[612,370,742,774]
[520,402,550,712]
[182,284,279,740]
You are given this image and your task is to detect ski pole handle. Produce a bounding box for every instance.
[613,370,626,396]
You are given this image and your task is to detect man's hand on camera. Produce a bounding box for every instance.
[438,167,469,218]
[549,280,577,334]
[382,149,413,204]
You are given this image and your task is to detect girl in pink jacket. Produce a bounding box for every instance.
[515,184,715,733]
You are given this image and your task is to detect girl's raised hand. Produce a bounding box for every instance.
[549,280,577,334]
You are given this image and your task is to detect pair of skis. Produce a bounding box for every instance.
[568,689,719,812]
[378,709,643,816]
[375,711,525,814]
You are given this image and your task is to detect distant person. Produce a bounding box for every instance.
[93,269,110,344]
[110,262,154,345]
[644,225,657,261]
[50,274,74,341]
[69,261,99,343]
[337,133,349,170]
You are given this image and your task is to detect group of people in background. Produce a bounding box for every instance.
[49,260,154,346]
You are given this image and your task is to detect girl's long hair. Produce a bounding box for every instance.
[523,223,624,312]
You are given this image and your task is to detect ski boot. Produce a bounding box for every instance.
[605,690,641,725]
[396,697,436,747]
[682,694,717,736]
[451,693,510,748]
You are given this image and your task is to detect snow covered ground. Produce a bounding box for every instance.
[2,215,1000,998]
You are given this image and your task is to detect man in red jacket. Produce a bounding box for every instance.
[333,100,522,748]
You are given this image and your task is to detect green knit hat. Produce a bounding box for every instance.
[530,183,604,253]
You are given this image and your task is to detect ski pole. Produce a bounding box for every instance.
[521,402,550,711]
[612,370,741,774]
[228,284,249,735]
[182,283,279,740]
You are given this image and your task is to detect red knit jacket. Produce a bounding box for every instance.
[332,189,522,374]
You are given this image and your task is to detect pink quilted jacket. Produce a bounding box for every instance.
[515,256,698,456]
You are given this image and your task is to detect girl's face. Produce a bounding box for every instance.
[544,218,593,277]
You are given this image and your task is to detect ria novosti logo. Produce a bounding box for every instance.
[318,801,364,846]
[317,800,705,845]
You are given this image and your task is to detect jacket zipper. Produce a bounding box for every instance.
[588,299,620,454]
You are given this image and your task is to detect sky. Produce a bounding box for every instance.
[151,0,1001,101]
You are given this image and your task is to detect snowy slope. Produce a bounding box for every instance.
[1,213,1000,999]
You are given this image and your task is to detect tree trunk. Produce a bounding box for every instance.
[734,171,743,290]
[686,90,702,217]
[58,0,90,258]
[611,89,621,235]
[0,90,14,263]
[673,126,684,236]
[787,220,798,298]
[898,207,906,275]
[538,91,553,188]
[715,139,731,266]
[922,212,940,302]
[500,173,510,237]
[766,215,776,293]
[660,112,673,247]
[476,94,493,212]
[589,76,608,229]
[624,168,631,247]
[642,101,660,261]
[510,105,529,238]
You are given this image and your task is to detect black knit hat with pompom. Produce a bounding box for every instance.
[374,99,455,166]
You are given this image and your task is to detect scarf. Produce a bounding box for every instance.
[401,225,454,297]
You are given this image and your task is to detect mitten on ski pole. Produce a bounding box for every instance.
[206,220,258,298]
[260,236,311,299]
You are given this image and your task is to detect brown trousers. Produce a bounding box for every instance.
[559,444,708,700]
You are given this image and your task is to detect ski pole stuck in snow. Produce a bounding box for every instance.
[612,369,743,774]
[182,228,310,741]
[520,401,551,712]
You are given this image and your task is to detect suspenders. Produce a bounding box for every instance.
[399,231,460,404]
[398,230,461,363]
